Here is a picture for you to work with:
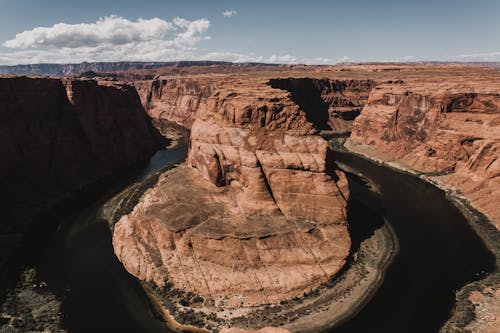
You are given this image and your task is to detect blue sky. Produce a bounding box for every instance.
[0,0,499,65]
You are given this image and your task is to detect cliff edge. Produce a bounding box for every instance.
[0,76,165,291]
[112,77,352,328]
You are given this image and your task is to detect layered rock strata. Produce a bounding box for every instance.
[344,76,499,333]
[111,65,498,332]
[113,78,351,309]
[269,78,375,133]
[133,76,218,128]
[134,76,374,135]
[348,81,500,229]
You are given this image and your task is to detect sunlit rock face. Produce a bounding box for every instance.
[349,81,500,229]
[133,76,217,128]
[113,77,351,308]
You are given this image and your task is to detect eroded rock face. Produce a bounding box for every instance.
[134,76,374,136]
[113,78,351,308]
[349,82,500,228]
[269,78,375,133]
[463,287,500,333]
[0,76,164,233]
[0,76,164,295]
[133,76,217,128]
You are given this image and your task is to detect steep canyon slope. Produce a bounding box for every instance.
[347,70,500,230]
[0,76,165,290]
[113,64,499,333]
[113,77,353,310]
[134,75,375,133]
[2,64,497,333]
[133,65,500,231]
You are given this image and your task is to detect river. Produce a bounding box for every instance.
[33,146,495,333]
[35,147,187,333]
[329,150,495,333]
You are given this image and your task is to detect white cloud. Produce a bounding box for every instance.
[4,15,497,66]
[202,51,296,63]
[222,10,237,18]
[200,52,342,65]
[172,17,211,47]
[375,52,500,63]
[446,51,500,62]
[0,16,211,64]
[3,16,178,49]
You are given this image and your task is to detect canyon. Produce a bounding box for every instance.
[0,76,165,302]
[133,64,500,230]
[118,64,499,332]
[0,63,498,333]
[347,75,500,230]
[113,76,354,312]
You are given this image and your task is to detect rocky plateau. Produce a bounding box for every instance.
[112,64,500,332]
[0,63,498,333]
[113,76,353,310]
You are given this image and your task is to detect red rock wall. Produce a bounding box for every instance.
[113,77,352,308]
[349,82,500,228]
[188,78,350,225]
[133,76,217,128]
[0,77,165,232]
[135,77,374,135]
[269,78,375,133]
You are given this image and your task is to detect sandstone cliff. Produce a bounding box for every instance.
[269,78,375,133]
[133,76,217,128]
[0,76,164,284]
[348,80,500,229]
[113,77,351,312]
[134,76,374,138]
[110,65,498,332]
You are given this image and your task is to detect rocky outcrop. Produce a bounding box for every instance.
[113,77,351,315]
[111,65,498,332]
[462,287,500,333]
[269,78,375,133]
[134,77,374,135]
[133,76,217,128]
[348,81,500,229]
[0,76,164,283]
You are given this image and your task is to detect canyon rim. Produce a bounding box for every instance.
[0,1,499,332]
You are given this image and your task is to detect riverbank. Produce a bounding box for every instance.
[105,159,398,332]
[340,139,499,333]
